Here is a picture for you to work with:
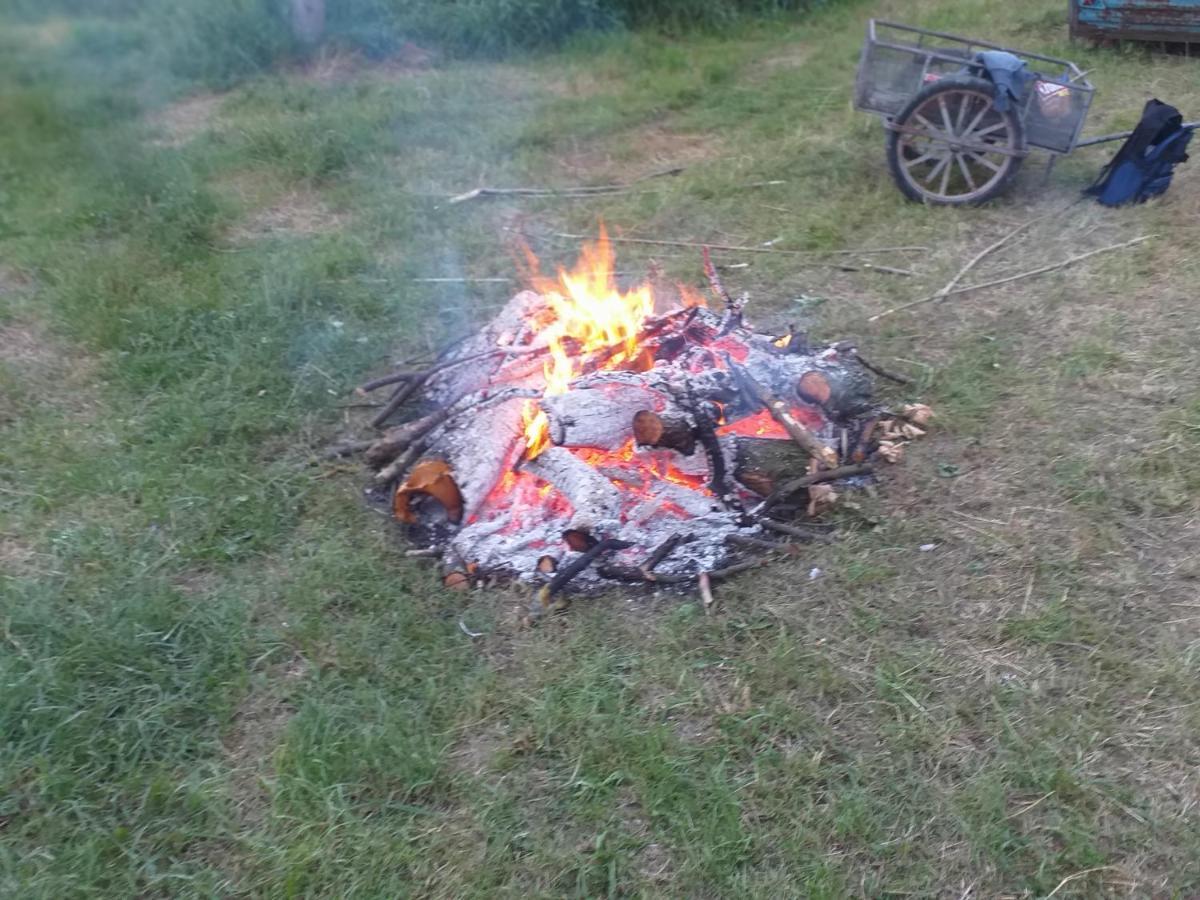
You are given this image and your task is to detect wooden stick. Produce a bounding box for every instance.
[369,345,547,428]
[597,559,763,585]
[643,532,693,575]
[365,406,455,468]
[750,463,874,516]
[553,233,928,256]
[853,263,913,277]
[870,215,1042,323]
[702,245,734,306]
[374,439,427,485]
[851,353,913,386]
[698,571,716,614]
[727,361,838,468]
[450,167,686,204]
[725,533,792,552]
[760,519,835,543]
[371,378,423,428]
[939,216,1043,299]
[535,537,634,609]
[358,372,413,394]
[868,235,1154,322]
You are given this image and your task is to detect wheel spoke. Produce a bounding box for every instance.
[955,153,977,192]
[913,113,953,143]
[961,101,991,138]
[967,152,1002,173]
[972,121,1010,139]
[954,92,971,134]
[938,94,955,136]
[938,158,951,196]
[923,155,950,186]
[902,150,940,170]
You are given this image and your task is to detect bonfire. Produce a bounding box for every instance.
[347,228,930,613]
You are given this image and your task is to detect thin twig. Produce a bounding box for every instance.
[851,352,913,385]
[751,464,875,516]
[553,233,929,256]
[369,345,547,428]
[642,533,693,578]
[449,167,685,203]
[870,215,1044,322]
[759,519,834,543]
[868,235,1154,322]
[1044,866,1120,899]
[410,277,513,283]
[371,378,424,428]
[319,439,374,461]
[358,372,413,393]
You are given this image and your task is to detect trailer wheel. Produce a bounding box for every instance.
[886,75,1026,205]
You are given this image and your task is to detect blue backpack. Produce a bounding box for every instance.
[1085,99,1193,206]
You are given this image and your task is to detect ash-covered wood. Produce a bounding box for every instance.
[525,446,627,531]
[438,396,528,519]
[542,378,669,451]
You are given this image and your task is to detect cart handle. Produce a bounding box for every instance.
[1076,122,1199,148]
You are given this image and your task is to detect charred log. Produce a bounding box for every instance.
[632,410,696,455]
[730,436,815,497]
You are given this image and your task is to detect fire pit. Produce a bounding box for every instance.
[351,229,929,610]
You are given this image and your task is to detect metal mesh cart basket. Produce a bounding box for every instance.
[854,20,1095,204]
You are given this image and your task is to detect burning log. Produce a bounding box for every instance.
[526,446,626,531]
[542,378,670,451]
[632,410,696,455]
[728,362,839,468]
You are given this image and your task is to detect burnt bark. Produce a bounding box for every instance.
[730,436,814,497]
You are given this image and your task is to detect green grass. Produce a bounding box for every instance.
[4,0,1200,896]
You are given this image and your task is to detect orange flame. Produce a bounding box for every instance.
[518,226,657,459]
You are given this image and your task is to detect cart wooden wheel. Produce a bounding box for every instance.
[885,75,1026,205]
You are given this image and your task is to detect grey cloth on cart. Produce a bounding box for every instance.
[970,50,1035,112]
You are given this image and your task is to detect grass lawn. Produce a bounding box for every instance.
[3,1,1199,896]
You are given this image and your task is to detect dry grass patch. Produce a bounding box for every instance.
[0,537,39,578]
[0,319,100,422]
[223,655,309,828]
[287,44,436,86]
[554,123,725,183]
[148,93,226,148]
[227,188,348,243]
